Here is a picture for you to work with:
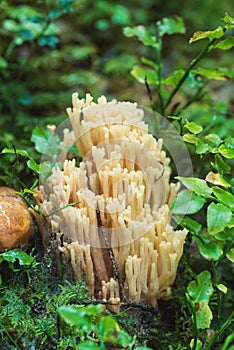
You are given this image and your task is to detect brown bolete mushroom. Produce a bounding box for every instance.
[40,93,188,307]
[0,187,33,252]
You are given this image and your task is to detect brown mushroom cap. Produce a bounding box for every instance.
[0,187,33,252]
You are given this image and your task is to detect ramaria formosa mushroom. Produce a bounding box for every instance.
[0,187,33,252]
[40,93,188,307]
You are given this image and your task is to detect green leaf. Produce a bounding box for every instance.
[98,316,118,341]
[224,137,234,149]
[58,305,103,332]
[227,216,234,228]
[217,283,227,294]
[39,161,55,183]
[157,16,185,36]
[213,36,234,50]
[215,227,234,241]
[196,301,213,329]
[212,187,234,210]
[123,26,158,48]
[0,56,8,69]
[205,172,231,188]
[207,202,232,234]
[176,177,212,198]
[211,154,231,174]
[27,159,40,173]
[219,144,234,159]
[226,247,234,262]
[195,238,222,261]
[221,332,234,350]
[131,65,158,85]
[189,26,224,43]
[77,341,100,350]
[194,67,232,80]
[38,35,59,48]
[141,57,157,69]
[163,69,185,88]
[190,339,203,350]
[0,249,35,266]
[116,329,133,347]
[195,139,209,154]
[31,125,61,156]
[187,270,214,303]
[1,148,30,158]
[171,190,205,215]
[173,217,202,234]
[2,19,19,32]
[76,304,104,316]
[183,133,197,144]
[43,23,60,36]
[185,120,203,134]
[111,5,131,25]
[10,5,41,22]
[205,134,221,146]
[1,147,40,174]
[17,29,34,42]
[98,316,131,346]
[222,13,234,25]
[48,9,62,20]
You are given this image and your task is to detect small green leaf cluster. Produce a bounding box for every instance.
[1,124,63,191]
[124,14,234,117]
[1,1,73,57]
[171,140,233,262]
[187,271,214,330]
[0,249,37,285]
[58,304,151,349]
[125,13,234,350]
[172,173,233,349]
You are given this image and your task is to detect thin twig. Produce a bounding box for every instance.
[155,161,165,182]
[144,77,153,101]
[80,299,158,314]
[45,201,80,217]
[205,310,234,350]
[186,292,198,350]
[164,38,217,111]
[173,83,208,116]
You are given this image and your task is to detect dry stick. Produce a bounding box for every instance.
[144,76,153,102]
[155,161,165,182]
[96,206,126,301]
[81,299,158,314]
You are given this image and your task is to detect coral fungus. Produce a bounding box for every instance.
[40,93,188,307]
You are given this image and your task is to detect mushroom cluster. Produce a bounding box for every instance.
[40,93,187,307]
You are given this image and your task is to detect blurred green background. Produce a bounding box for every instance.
[0,0,233,185]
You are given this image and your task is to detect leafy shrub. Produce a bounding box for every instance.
[124,14,234,350]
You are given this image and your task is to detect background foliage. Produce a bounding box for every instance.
[0,0,233,349]
[0,0,233,156]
